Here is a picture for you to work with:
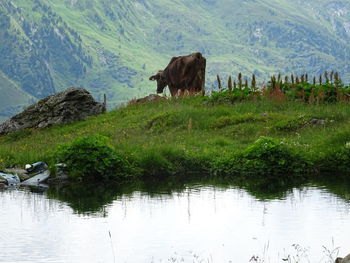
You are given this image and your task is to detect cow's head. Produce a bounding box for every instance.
[149,70,168,93]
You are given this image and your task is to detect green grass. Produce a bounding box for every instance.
[1,96,350,180]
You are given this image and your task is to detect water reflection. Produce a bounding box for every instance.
[46,181,138,216]
[44,175,350,216]
[1,175,350,262]
[44,176,260,216]
[312,175,350,203]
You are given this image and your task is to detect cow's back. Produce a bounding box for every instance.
[163,52,206,93]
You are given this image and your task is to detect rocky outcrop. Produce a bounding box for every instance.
[0,88,105,135]
[128,94,166,104]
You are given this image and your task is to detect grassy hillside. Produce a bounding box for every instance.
[0,72,34,122]
[2,94,350,182]
[1,0,350,119]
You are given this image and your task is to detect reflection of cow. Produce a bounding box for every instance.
[149,52,206,97]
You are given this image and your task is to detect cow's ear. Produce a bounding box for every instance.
[149,75,157,81]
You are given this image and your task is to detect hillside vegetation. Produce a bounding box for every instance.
[1,0,350,119]
[2,86,350,186]
[0,72,34,123]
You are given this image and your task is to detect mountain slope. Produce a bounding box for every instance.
[1,0,350,119]
[0,71,34,122]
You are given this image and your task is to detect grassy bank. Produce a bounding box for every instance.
[1,95,350,182]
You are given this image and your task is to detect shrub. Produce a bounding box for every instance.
[207,89,254,104]
[208,72,350,104]
[138,150,174,177]
[211,137,308,182]
[319,145,350,175]
[160,146,210,173]
[137,146,211,177]
[55,135,135,181]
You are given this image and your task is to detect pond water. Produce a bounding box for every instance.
[0,177,350,263]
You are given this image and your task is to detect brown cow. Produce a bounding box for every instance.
[149,52,206,97]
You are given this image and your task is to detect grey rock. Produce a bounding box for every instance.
[21,170,50,186]
[0,88,106,135]
[130,94,166,104]
[0,175,7,184]
[4,168,27,174]
[309,118,326,125]
[336,254,350,263]
[3,168,29,181]
[0,172,20,186]
[25,162,48,174]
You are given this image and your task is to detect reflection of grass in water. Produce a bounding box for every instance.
[46,174,350,215]
[45,174,303,215]
[46,181,141,216]
[311,176,350,203]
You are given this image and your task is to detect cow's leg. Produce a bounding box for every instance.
[169,87,178,97]
[190,87,197,95]
[180,89,186,97]
[186,88,193,96]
